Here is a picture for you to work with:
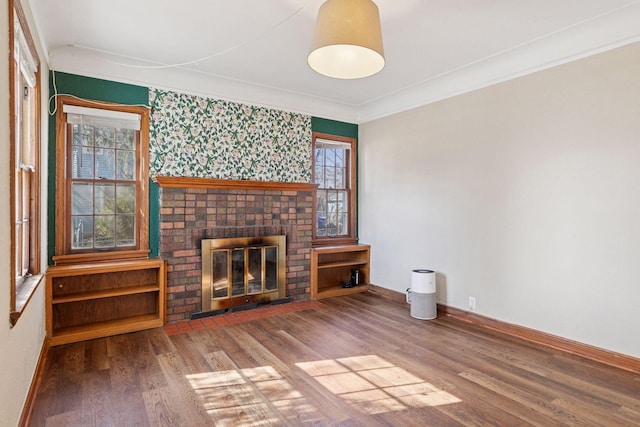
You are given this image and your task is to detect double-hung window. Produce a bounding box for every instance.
[55,97,150,264]
[312,132,357,245]
[10,0,42,325]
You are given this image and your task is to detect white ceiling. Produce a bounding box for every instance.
[29,0,640,123]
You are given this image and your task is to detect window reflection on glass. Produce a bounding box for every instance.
[247,248,262,294]
[315,189,348,237]
[231,249,245,296]
[116,184,135,214]
[71,145,94,179]
[69,122,137,251]
[71,182,93,215]
[315,139,350,237]
[71,216,93,249]
[95,126,114,148]
[116,149,135,180]
[265,246,278,291]
[95,183,115,214]
[116,215,135,247]
[96,148,115,180]
[212,251,229,298]
[116,128,135,150]
[95,215,115,248]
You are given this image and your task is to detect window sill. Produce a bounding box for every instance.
[52,249,150,265]
[313,237,358,247]
[10,273,44,327]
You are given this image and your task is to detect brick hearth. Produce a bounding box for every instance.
[155,177,315,322]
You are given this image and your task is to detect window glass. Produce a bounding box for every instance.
[55,99,149,263]
[10,0,42,325]
[66,110,140,252]
[313,134,356,243]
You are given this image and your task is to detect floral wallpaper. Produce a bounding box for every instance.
[149,88,312,182]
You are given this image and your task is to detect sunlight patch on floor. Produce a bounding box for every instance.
[296,355,461,415]
[187,365,321,426]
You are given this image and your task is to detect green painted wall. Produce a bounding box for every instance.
[47,71,157,263]
[311,117,358,139]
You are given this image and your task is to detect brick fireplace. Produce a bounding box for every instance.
[155,176,315,322]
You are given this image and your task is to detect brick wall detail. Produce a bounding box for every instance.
[159,187,313,322]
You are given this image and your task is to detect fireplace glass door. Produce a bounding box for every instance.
[264,246,278,291]
[211,251,229,298]
[209,245,279,302]
[202,235,286,312]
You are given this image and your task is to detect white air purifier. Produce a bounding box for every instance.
[406,269,437,320]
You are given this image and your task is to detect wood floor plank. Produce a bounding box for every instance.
[128,331,169,392]
[225,326,341,426]
[105,333,132,358]
[197,348,295,426]
[107,353,137,393]
[154,351,215,425]
[459,368,591,426]
[274,300,616,425]
[44,343,85,418]
[429,314,640,425]
[550,396,639,427]
[145,326,176,356]
[236,317,391,426]
[546,351,640,394]
[141,386,183,427]
[44,410,83,427]
[620,406,640,425]
[168,333,218,376]
[83,338,110,372]
[80,370,116,427]
[109,384,151,427]
[31,293,640,426]
[252,312,501,426]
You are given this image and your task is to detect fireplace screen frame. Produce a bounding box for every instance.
[201,235,286,312]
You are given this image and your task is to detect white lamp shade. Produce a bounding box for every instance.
[308,0,385,79]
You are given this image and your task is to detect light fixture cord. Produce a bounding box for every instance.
[82,0,313,70]
[48,68,150,116]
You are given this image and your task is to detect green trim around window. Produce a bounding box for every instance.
[311,117,358,139]
[311,117,359,240]
[47,71,155,264]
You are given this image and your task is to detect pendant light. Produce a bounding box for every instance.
[308,0,385,79]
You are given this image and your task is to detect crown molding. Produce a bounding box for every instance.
[357,2,640,123]
[49,46,360,124]
[47,2,640,125]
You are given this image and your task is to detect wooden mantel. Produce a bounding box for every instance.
[153,176,317,192]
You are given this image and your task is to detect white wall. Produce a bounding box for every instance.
[0,1,48,425]
[359,42,640,358]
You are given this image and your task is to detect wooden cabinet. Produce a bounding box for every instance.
[311,244,370,299]
[46,259,166,346]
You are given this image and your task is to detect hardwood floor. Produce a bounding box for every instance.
[30,293,640,426]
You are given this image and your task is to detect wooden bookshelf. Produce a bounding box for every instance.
[311,244,370,299]
[45,258,166,346]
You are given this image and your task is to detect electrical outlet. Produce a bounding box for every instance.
[469,296,476,311]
